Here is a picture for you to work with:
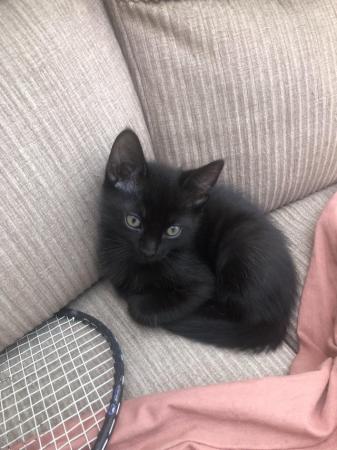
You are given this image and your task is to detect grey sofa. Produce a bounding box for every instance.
[1,0,337,400]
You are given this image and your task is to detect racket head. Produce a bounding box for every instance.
[0,308,124,450]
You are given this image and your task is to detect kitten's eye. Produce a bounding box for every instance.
[165,225,182,238]
[125,214,142,230]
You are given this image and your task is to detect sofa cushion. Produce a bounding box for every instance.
[107,0,337,211]
[0,0,152,350]
[71,185,336,398]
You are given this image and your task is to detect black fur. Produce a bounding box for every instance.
[99,129,297,351]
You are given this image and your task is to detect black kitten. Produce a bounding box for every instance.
[99,129,297,351]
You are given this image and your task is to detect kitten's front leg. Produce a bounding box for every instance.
[127,279,213,327]
[127,292,166,327]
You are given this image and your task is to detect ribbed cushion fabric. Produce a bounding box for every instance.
[0,0,152,350]
[107,0,337,211]
[73,185,336,398]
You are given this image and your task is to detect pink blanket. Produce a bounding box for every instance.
[110,193,337,450]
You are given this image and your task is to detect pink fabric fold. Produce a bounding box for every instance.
[109,193,337,450]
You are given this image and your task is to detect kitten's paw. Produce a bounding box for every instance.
[127,295,160,327]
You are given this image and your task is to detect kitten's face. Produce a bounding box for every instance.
[105,169,200,263]
[103,129,224,264]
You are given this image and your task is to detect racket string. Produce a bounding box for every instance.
[1,351,111,427]
[0,320,96,376]
[0,317,79,367]
[1,336,109,405]
[23,319,59,449]
[3,366,113,439]
[50,316,95,449]
[63,317,104,432]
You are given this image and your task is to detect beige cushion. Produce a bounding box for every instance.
[0,0,152,350]
[107,0,337,211]
[72,185,336,398]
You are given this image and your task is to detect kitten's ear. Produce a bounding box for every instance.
[105,129,147,191]
[180,160,224,207]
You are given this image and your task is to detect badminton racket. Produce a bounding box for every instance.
[0,308,124,450]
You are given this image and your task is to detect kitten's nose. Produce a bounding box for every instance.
[140,240,158,257]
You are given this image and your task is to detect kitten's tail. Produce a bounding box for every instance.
[163,316,288,351]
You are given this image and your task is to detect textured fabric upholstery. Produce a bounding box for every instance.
[72,185,336,398]
[0,0,152,350]
[107,0,337,211]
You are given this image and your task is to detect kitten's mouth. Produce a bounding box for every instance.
[137,253,164,264]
